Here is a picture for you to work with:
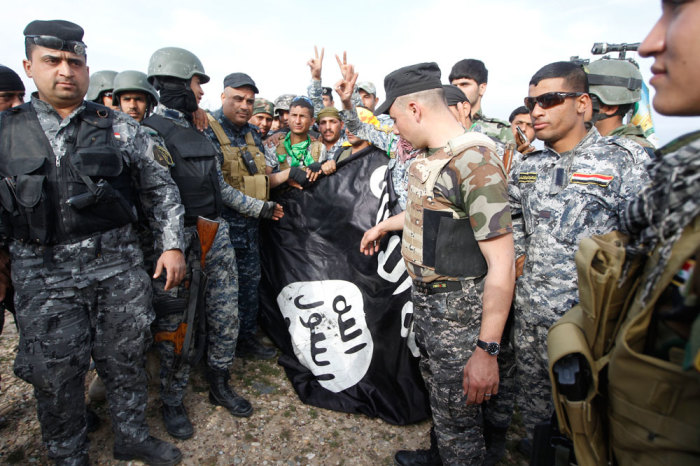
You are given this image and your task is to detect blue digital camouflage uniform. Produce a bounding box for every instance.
[149,104,265,406]
[508,127,651,433]
[5,96,185,462]
[405,141,513,464]
[203,109,267,344]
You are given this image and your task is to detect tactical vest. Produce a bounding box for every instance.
[548,219,700,466]
[206,114,269,201]
[402,132,497,281]
[143,114,222,225]
[0,102,135,245]
[275,139,322,171]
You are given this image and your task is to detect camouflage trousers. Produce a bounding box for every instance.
[229,224,261,341]
[154,220,239,405]
[412,278,488,465]
[513,312,554,434]
[12,238,153,462]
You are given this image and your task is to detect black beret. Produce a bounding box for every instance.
[223,72,259,93]
[23,20,86,54]
[443,85,469,106]
[376,62,442,115]
[0,66,25,92]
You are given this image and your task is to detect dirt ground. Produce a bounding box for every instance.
[0,310,529,465]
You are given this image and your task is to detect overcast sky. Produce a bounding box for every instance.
[2,0,698,146]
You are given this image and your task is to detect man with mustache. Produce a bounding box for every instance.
[112,70,158,123]
[204,72,281,360]
[0,19,186,465]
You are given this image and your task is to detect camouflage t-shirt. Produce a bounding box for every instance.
[404,142,512,281]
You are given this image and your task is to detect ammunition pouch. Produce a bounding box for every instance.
[548,221,700,466]
[207,114,270,201]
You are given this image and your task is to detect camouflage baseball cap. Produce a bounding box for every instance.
[357,81,376,96]
[253,98,274,116]
[274,93,296,113]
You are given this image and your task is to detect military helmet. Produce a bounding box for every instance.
[586,58,643,106]
[86,70,117,102]
[147,47,210,84]
[112,70,159,106]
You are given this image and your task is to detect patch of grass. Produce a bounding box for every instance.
[280,428,291,440]
[308,408,318,419]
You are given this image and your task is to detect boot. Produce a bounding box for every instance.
[236,336,277,360]
[483,421,508,466]
[162,403,194,440]
[113,435,182,466]
[394,427,442,465]
[206,368,253,417]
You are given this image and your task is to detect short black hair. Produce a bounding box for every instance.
[449,59,488,85]
[529,61,588,93]
[25,39,36,59]
[509,105,530,122]
[289,96,314,117]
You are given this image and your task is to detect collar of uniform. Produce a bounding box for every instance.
[153,103,191,128]
[540,126,602,159]
[214,107,249,137]
[472,108,485,122]
[30,92,86,125]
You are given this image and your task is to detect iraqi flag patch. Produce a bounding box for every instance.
[570,172,613,187]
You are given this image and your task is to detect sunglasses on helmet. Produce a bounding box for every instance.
[524,92,584,112]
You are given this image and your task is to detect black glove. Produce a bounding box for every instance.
[288,167,308,184]
[307,162,323,173]
[259,201,278,220]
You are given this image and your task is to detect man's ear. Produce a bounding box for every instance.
[577,93,592,115]
[478,82,487,98]
[23,59,33,78]
[221,91,226,103]
[599,103,619,116]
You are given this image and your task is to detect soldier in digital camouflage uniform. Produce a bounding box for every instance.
[449,59,515,145]
[586,57,656,154]
[204,72,281,360]
[1,20,186,465]
[143,48,283,440]
[508,61,651,453]
[360,63,515,465]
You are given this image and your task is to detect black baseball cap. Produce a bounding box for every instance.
[375,62,442,115]
[223,72,259,93]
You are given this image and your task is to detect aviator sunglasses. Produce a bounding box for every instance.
[524,92,584,112]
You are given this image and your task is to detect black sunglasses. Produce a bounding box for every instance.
[26,35,87,55]
[524,92,584,112]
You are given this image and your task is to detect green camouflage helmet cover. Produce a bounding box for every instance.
[112,70,159,106]
[86,70,117,102]
[147,47,210,84]
[274,94,296,113]
[586,58,643,106]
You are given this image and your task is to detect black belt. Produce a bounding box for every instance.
[413,280,462,295]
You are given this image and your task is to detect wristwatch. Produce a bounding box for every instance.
[476,339,500,356]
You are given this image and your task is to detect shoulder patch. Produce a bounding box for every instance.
[518,172,537,183]
[570,172,613,187]
[153,145,175,167]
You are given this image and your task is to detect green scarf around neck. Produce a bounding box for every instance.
[281,132,314,167]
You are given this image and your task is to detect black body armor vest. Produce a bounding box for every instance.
[143,114,222,225]
[0,102,136,245]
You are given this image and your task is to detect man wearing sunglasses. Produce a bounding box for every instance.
[508,61,651,456]
[0,20,187,465]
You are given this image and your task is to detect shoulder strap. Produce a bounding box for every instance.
[445,131,498,156]
[206,113,232,147]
